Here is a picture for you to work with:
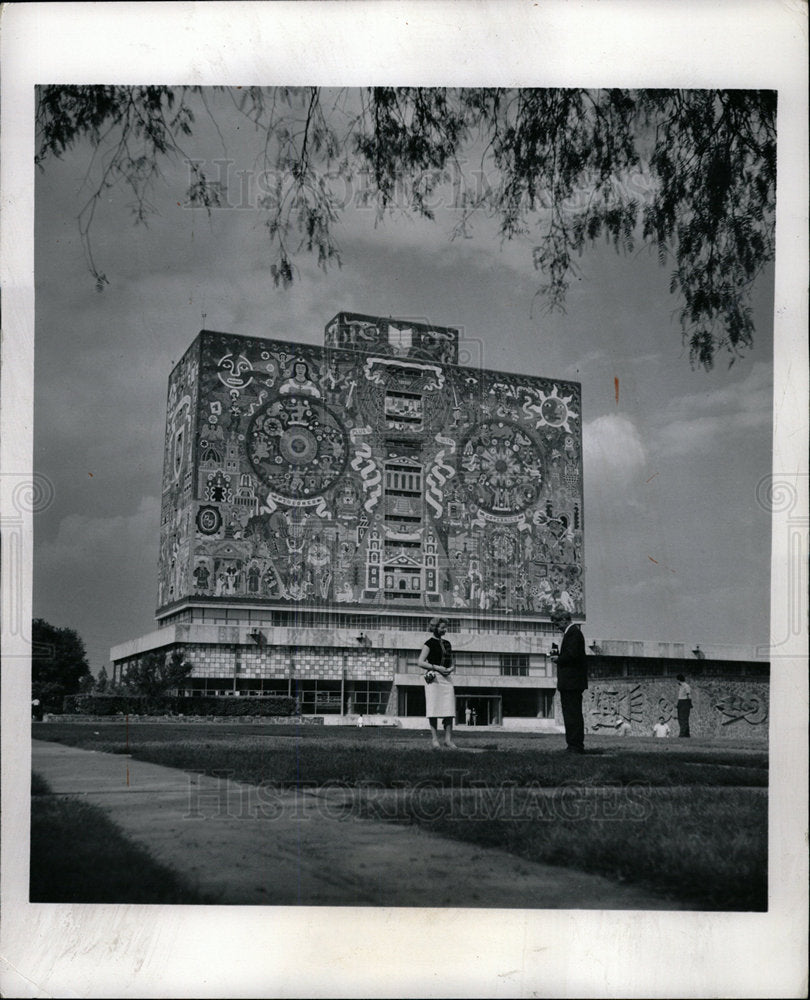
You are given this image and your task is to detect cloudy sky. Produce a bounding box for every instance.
[32,87,776,672]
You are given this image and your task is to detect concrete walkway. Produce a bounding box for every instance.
[32,739,685,909]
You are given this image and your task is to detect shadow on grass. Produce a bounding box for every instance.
[30,773,212,904]
[353,785,768,911]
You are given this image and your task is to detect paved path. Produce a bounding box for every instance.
[32,739,685,909]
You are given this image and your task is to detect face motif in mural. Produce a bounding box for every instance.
[460,419,543,515]
[247,394,349,501]
[541,396,567,425]
[217,353,254,390]
[532,385,577,431]
[279,358,321,398]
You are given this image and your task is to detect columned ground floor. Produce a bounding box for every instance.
[110,605,769,741]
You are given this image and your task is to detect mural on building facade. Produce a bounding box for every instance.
[158,342,199,607]
[157,319,584,618]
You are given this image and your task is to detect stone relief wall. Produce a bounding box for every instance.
[158,327,584,620]
[555,678,769,741]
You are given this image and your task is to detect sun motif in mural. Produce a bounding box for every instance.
[247,394,349,500]
[460,419,543,515]
[536,386,577,432]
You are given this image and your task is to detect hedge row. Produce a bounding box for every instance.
[62,694,297,717]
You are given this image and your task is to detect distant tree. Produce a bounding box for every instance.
[95,665,110,694]
[122,650,193,700]
[35,86,776,368]
[32,618,92,711]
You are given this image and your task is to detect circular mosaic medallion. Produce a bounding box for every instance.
[279,426,318,465]
[196,504,222,536]
[247,394,349,499]
[459,419,543,515]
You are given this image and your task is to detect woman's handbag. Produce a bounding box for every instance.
[423,670,436,684]
[439,638,452,669]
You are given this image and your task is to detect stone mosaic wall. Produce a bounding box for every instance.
[556,678,769,741]
[181,643,396,681]
[158,325,584,620]
[158,341,200,607]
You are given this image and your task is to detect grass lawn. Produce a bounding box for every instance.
[30,772,212,904]
[353,785,767,910]
[33,721,768,788]
[33,721,768,909]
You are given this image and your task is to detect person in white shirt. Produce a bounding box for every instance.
[652,717,671,738]
[676,673,692,737]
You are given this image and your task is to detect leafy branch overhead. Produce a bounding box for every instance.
[36,86,776,368]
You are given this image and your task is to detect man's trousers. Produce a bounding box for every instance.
[559,689,585,750]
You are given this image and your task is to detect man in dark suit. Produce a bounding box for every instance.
[551,609,588,753]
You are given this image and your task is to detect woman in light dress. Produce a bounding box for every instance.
[417,617,457,749]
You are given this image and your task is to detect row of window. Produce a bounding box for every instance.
[177,679,390,715]
[400,652,539,677]
[162,607,559,635]
[175,680,557,721]
[383,457,424,602]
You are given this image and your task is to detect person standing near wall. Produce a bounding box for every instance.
[417,617,457,749]
[676,674,692,737]
[551,609,588,753]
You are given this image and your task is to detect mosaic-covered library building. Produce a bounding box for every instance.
[111,311,584,726]
[111,311,769,737]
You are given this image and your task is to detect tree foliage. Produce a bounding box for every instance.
[121,650,193,699]
[95,665,110,694]
[32,618,92,710]
[36,86,776,368]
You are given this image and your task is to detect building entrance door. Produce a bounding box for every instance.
[458,695,502,727]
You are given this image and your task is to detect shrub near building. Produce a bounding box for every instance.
[62,693,296,717]
[64,649,294,716]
